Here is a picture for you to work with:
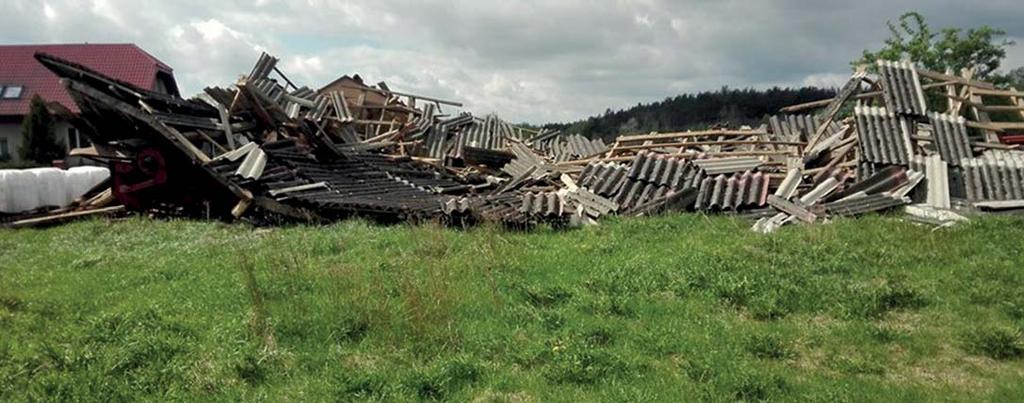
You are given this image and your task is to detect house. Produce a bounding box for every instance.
[319,74,390,108]
[0,44,179,162]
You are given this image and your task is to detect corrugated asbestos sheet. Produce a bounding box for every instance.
[520,187,618,219]
[459,115,509,148]
[694,171,770,211]
[462,146,514,168]
[854,106,913,165]
[910,155,951,208]
[502,142,554,180]
[877,60,927,116]
[521,191,563,217]
[927,112,973,166]
[443,193,527,223]
[578,162,629,197]
[825,193,909,216]
[420,113,474,159]
[768,114,830,141]
[613,153,702,210]
[415,113,519,160]
[534,133,608,162]
[564,188,618,217]
[210,140,458,217]
[247,77,319,121]
[692,156,763,175]
[962,151,1024,201]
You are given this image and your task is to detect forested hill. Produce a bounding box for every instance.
[545,86,837,142]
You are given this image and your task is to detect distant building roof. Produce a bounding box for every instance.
[0,43,178,116]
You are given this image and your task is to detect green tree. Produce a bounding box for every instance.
[994,66,1024,89]
[854,12,1014,79]
[19,95,64,164]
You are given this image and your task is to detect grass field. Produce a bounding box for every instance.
[1,214,1024,401]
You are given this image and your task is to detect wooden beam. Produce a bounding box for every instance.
[779,80,960,114]
[615,130,767,143]
[610,139,806,153]
[974,105,1024,112]
[805,71,865,153]
[965,120,1006,132]
[557,150,794,166]
[767,195,817,223]
[986,122,1024,130]
[324,83,463,107]
[971,88,1024,97]
[1011,87,1024,123]
[4,206,125,229]
[916,68,995,89]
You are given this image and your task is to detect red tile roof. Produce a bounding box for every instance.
[0,43,175,116]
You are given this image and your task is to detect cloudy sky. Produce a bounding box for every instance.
[3,0,1023,123]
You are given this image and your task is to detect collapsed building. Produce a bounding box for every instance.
[3,52,1024,231]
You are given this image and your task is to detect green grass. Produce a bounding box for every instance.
[2,214,1024,401]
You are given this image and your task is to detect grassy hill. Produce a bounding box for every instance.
[2,214,1024,401]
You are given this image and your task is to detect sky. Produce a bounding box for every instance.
[2,1,1024,124]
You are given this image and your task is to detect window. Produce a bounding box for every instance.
[0,137,9,159]
[66,127,91,150]
[1,85,23,99]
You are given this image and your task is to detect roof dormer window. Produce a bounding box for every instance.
[2,85,24,99]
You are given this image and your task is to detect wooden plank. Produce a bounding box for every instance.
[610,139,806,153]
[971,88,1024,97]
[780,81,955,113]
[963,70,1001,143]
[1011,87,1024,123]
[974,200,1024,210]
[767,195,817,223]
[4,206,125,229]
[975,105,1024,112]
[324,83,463,107]
[556,150,795,166]
[916,68,995,89]
[971,141,1019,150]
[616,130,767,143]
[804,71,865,153]
[986,122,1024,130]
[252,197,326,222]
[965,120,1005,132]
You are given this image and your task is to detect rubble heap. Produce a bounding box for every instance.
[6,52,1024,230]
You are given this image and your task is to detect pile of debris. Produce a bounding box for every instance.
[5,53,1024,230]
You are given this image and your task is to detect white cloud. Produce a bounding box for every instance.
[1,0,1023,123]
[42,3,56,20]
[801,73,850,89]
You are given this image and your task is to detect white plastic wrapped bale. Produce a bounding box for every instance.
[28,168,71,209]
[0,170,41,213]
[0,167,110,214]
[65,166,110,204]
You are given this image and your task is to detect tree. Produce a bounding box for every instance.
[853,12,1014,79]
[994,66,1024,89]
[19,95,64,164]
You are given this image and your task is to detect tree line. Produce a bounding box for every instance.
[542,86,836,142]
